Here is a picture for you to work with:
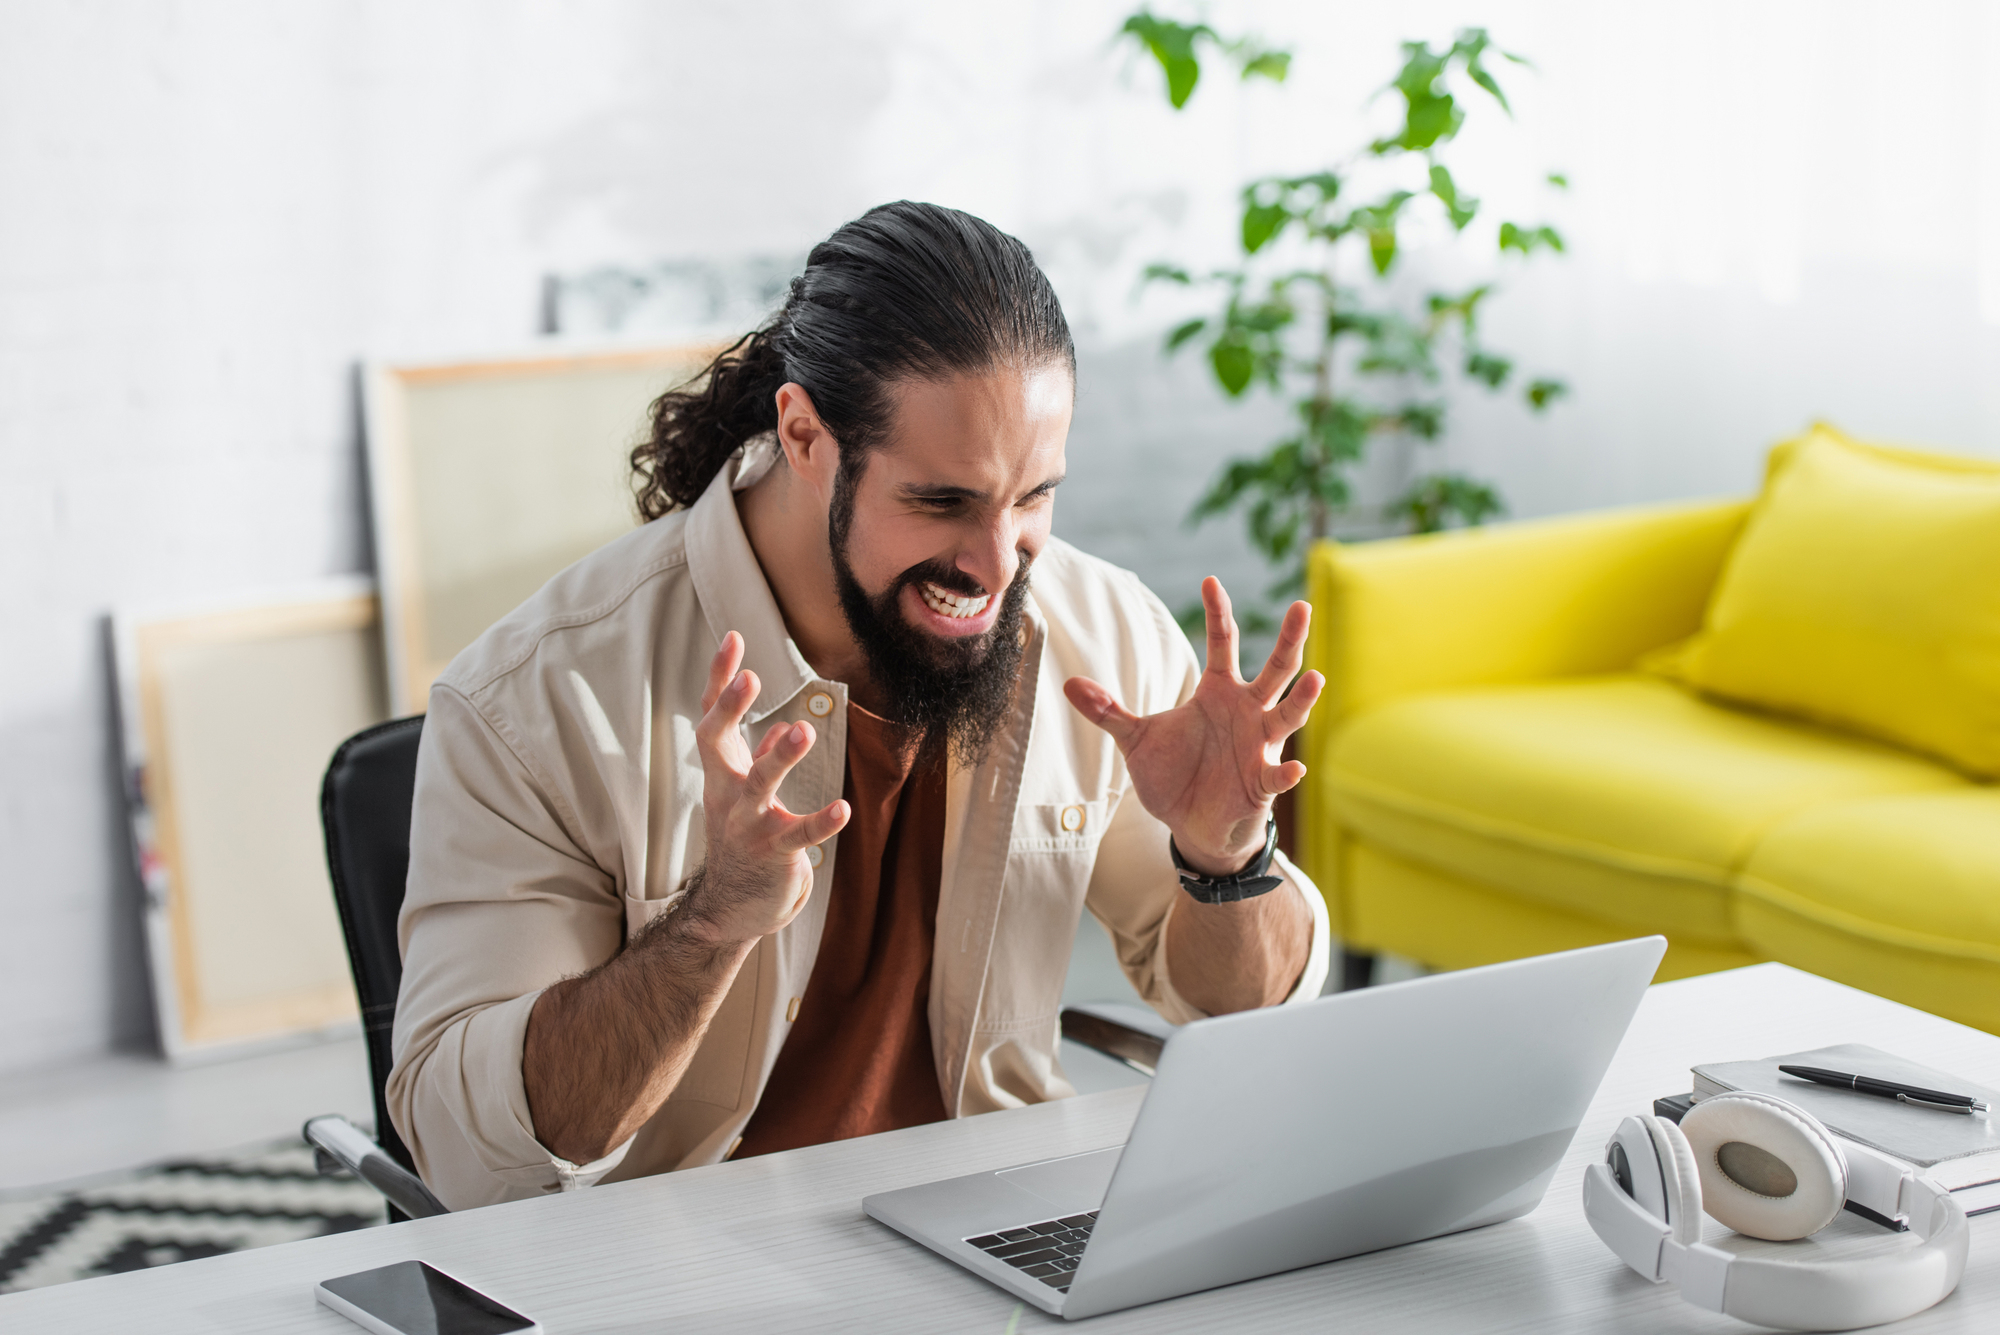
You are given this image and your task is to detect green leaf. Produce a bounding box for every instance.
[1428,164,1478,230]
[1120,14,1215,110]
[1298,398,1372,464]
[1465,350,1513,387]
[1372,39,1467,154]
[1164,317,1207,353]
[1499,222,1565,255]
[1394,401,1446,439]
[1388,471,1506,534]
[1526,378,1569,409]
[1547,172,1569,189]
[1368,226,1398,274]
[1427,163,1456,206]
[1210,340,1255,396]
[1280,170,1342,202]
[1343,191,1411,274]
[1141,262,1192,285]
[1453,31,1514,114]
[1465,59,1510,114]
[1425,283,1493,335]
[1392,40,1447,101]
[1401,91,1461,151]
[1241,200,1289,253]
[1238,49,1291,82]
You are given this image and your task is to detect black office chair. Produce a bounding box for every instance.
[306,715,447,1221]
[302,715,1163,1221]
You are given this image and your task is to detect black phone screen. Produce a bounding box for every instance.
[319,1260,536,1335]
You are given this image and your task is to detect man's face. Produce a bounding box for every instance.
[827,361,1072,759]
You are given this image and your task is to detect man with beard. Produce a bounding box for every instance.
[388,202,1330,1209]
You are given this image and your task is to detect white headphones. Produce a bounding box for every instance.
[1583,1091,1969,1331]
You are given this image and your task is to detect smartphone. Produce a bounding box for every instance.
[315,1260,540,1335]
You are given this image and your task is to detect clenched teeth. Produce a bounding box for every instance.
[920,581,991,619]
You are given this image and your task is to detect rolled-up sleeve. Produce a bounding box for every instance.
[387,685,632,1209]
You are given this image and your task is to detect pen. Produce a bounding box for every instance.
[1778,1064,1989,1114]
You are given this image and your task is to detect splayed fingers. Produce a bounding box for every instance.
[1200,576,1243,682]
[1065,577,1324,870]
[684,633,850,944]
[1247,599,1313,708]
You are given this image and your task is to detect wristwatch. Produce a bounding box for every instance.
[1169,818,1283,903]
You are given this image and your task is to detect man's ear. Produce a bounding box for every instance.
[774,382,839,501]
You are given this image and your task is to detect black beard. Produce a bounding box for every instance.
[828,462,1031,769]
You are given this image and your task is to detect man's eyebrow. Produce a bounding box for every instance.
[900,482,985,501]
[898,474,1066,503]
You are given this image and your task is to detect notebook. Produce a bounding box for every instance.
[1693,1043,2000,1191]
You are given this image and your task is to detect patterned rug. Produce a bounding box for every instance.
[0,1139,385,1293]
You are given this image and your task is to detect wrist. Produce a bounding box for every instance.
[666,910,759,955]
[1171,822,1271,879]
[652,869,760,954]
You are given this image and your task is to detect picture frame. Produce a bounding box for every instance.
[363,340,724,715]
[113,579,387,1062]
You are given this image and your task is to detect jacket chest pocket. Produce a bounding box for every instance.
[1010,798,1113,855]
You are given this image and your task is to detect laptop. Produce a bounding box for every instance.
[864,936,1665,1320]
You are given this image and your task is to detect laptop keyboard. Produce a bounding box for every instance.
[965,1212,1098,1292]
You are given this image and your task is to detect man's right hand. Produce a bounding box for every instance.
[680,631,851,947]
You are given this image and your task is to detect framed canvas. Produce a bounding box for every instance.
[114,579,388,1062]
[364,340,723,715]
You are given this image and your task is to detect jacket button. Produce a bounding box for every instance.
[1060,804,1086,833]
[806,691,834,717]
[786,996,803,1023]
[806,844,824,868]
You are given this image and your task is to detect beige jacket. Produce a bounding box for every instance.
[388,447,1330,1209]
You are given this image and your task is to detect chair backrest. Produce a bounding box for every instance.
[319,715,426,1175]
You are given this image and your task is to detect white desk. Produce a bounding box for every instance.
[9,963,2000,1333]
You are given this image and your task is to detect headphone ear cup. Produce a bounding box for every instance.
[1681,1093,1847,1241]
[1643,1115,1703,1246]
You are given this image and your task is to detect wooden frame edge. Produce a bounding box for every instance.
[114,580,379,1062]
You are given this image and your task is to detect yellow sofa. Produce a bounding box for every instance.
[1295,430,2000,1033]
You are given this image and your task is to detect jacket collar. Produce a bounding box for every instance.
[683,442,815,726]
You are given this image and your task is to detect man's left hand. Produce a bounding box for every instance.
[1064,576,1324,878]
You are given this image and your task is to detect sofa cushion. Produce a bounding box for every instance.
[1650,426,2000,777]
[1735,790,2000,1032]
[1325,675,1966,944]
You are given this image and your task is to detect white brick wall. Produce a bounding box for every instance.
[3,0,1996,1075]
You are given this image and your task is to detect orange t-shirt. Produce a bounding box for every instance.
[732,703,948,1158]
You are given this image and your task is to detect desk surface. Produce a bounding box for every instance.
[10,963,2000,1333]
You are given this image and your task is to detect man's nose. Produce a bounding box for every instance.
[957,511,1021,596]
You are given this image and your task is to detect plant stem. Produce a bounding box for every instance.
[1308,275,1335,541]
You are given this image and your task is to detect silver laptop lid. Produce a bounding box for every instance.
[1063,936,1665,1319]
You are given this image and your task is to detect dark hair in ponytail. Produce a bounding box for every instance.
[631,201,1075,521]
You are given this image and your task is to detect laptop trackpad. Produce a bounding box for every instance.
[996,1147,1122,1212]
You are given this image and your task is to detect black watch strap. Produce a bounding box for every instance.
[1170,818,1283,903]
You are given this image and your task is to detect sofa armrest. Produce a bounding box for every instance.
[1303,497,1750,731]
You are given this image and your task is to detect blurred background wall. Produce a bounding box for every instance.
[3,0,1998,1077]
